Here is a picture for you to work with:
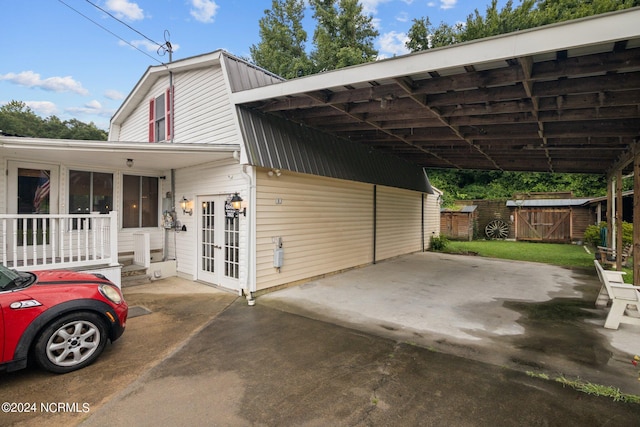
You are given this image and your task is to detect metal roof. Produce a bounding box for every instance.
[505,198,592,207]
[237,107,433,193]
[232,8,640,175]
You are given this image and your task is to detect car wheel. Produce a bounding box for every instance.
[34,312,108,374]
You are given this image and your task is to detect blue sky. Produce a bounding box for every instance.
[1,0,505,130]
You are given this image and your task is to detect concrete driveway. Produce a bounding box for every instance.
[2,253,640,426]
[259,252,640,392]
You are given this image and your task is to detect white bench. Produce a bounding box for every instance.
[593,260,640,330]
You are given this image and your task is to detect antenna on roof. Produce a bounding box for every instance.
[158,30,173,63]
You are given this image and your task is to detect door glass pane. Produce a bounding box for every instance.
[140,177,158,227]
[18,168,49,214]
[17,168,50,246]
[122,175,140,228]
[92,172,113,213]
[225,215,239,279]
[201,201,215,273]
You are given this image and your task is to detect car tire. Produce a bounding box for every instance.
[34,312,108,374]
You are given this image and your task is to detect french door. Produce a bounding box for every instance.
[197,196,240,290]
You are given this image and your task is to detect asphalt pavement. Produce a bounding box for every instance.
[2,254,640,426]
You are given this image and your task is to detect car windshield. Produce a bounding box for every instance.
[0,264,26,291]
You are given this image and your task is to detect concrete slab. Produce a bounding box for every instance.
[260,252,640,393]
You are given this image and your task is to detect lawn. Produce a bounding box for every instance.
[442,240,634,283]
[443,240,597,268]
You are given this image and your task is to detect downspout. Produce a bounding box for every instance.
[241,163,256,305]
[373,185,377,265]
[421,193,425,252]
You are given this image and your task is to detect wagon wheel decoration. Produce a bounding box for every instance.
[485,219,509,239]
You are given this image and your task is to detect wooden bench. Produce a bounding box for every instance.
[593,260,640,330]
[597,243,633,268]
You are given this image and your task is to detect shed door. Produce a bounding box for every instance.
[515,208,571,242]
[197,196,240,290]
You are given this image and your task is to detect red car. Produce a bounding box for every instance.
[0,265,127,374]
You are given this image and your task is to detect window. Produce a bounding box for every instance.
[123,175,159,228]
[69,171,113,214]
[148,87,172,142]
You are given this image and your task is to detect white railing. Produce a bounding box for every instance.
[133,232,151,269]
[0,211,118,271]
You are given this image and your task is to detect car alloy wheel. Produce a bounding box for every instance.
[34,312,108,374]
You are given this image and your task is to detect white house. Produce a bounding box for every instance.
[2,8,639,294]
[0,50,439,299]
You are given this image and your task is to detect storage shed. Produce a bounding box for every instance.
[440,205,478,241]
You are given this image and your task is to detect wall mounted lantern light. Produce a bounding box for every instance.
[180,196,193,216]
[231,193,246,217]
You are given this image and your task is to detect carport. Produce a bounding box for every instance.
[233,8,640,284]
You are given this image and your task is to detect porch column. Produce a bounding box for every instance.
[634,152,640,287]
[606,175,613,248]
[616,170,623,270]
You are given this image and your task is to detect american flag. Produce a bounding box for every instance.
[33,171,50,212]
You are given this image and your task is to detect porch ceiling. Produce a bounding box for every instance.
[235,8,640,176]
[0,137,239,172]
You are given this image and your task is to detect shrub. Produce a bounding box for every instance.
[430,234,449,251]
[584,221,633,248]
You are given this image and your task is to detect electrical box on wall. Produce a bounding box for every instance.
[273,248,284,268]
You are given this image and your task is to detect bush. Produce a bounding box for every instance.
[584,221,633,248]
[430,234,449,251]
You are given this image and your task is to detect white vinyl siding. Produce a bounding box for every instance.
[375,186,423,261]
[117,65,239,145]
[171,160,247,282]
[424,193,441,248]
[255,170,373,291]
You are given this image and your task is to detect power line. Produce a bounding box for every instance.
[83,0,163,49]
[57,0,165,66]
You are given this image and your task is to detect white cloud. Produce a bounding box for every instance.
[440,0,457,10]
[0,71,88,95]
[190,0,219,23]
[378,31,410,57]
[104,89,125,100]
[396,11,410,23]
[105,0,144,21]
[67,100,114,117]
[25,101,58,117]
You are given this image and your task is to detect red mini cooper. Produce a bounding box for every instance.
[0,265,127,374]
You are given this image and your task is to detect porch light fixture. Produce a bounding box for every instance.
[231,193,246,217]
[126,158,133,168]
[180,196,193,216]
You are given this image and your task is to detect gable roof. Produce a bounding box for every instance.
[231,8,640,175]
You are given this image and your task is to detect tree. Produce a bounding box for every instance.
[405,17,460,52]
[0,100,107,140]
[250,0,312,79]
[310,0,378,72]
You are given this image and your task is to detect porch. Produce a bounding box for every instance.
[0,212,123,286]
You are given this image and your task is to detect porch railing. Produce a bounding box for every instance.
[0,211,118,271]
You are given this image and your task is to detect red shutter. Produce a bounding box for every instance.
[165,87,172,140]
[148,98,155,142]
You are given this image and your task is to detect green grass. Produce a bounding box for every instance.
[442,240,634,283]
[443,240,595,268]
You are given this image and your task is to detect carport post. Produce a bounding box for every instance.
[634,151,640,287]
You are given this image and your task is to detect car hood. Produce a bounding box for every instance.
[33,270,113,286]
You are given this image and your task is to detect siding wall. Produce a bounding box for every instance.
[117,65,239,145]
[424,193,441,247]
[172,160,247,284]
[376,186,423,260]
[255,169,373,291]
[254,168,436,291]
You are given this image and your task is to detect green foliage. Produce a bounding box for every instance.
[427,169,607,204]
[584,222,634,248]
[0,100,107,140]
[406,0,640,53]
[250,0,313,79]
[429,234,449,251]
[583,223,604,248]
[309,0,379,72]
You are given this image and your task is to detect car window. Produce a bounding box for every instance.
[0,265,21,291]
